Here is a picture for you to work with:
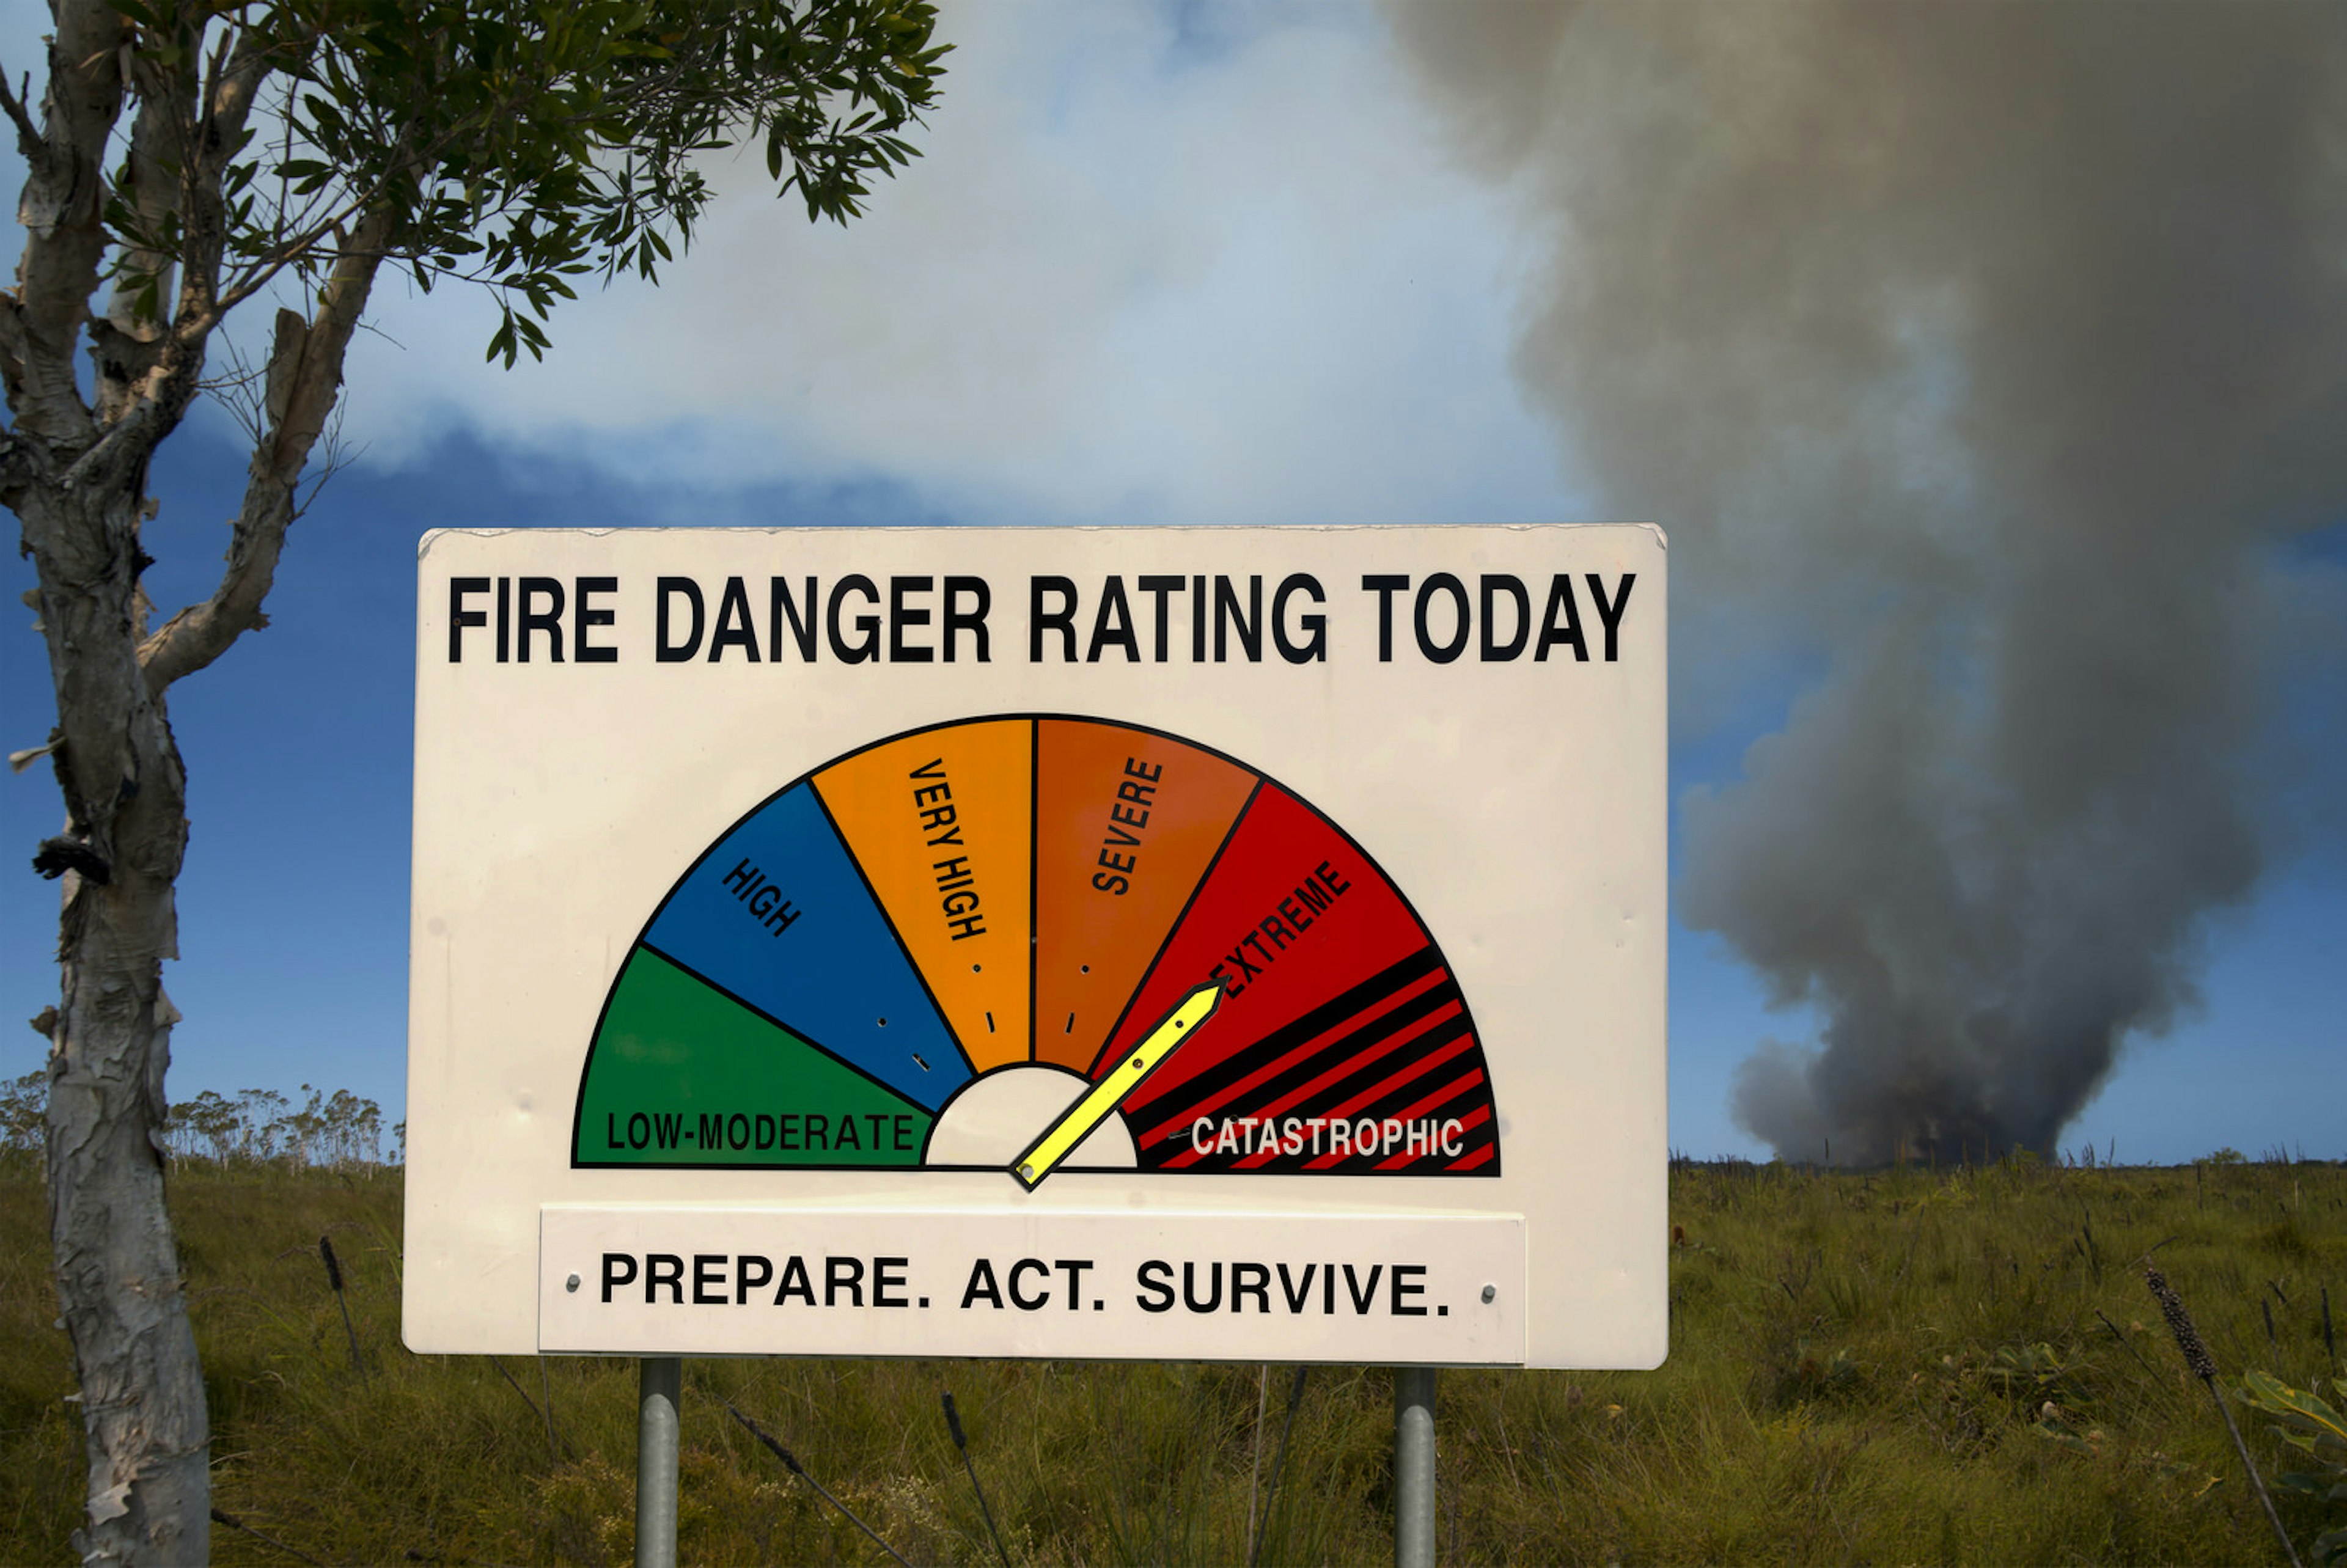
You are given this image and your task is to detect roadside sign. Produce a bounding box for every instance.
[405,525,1666,1368]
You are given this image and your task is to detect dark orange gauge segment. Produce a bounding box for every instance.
[814,718,1034,1072]
[1032,720,1260,1071]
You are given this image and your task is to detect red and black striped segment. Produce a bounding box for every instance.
[1083,779,1499,1177]
[1126,947,1497,1173]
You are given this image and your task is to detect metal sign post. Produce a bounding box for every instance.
[1393,1366,1436,1568]
[635,1357,680,1568]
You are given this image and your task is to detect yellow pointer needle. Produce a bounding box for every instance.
[1012,981,1224,1189]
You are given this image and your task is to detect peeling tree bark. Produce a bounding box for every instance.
[26,496,210,1561]
[4,7,383,1560]
[4,13,207,1560]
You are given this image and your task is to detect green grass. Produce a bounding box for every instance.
[3,1153,2340,1564]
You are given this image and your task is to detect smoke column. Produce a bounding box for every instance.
[1390,2,2347,1162]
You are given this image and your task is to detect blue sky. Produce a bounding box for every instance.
[4,1,2340,1161]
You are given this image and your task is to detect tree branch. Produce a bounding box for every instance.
[89,49,186,430]
[139,206,393,694]
[210,33,270,149]
[0,64,39,155]
[0,295,31,412]
[5,2,134,451]
[182,24,272,312]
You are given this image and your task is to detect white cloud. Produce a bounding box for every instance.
[336,1,1573,526]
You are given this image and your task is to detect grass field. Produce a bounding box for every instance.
[2,1152,2340,1565]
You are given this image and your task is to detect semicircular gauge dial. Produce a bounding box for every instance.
[572,716,1499,1181]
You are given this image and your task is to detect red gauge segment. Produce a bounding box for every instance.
[1089,782,1500,1176]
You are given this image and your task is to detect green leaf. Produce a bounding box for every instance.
[175,0,946,364]
[2240,1371,2347,1449]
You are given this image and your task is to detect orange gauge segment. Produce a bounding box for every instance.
[814,719,1034,1071]
[1033,719,1259,1070]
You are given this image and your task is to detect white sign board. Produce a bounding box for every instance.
[405,526,1666,1368]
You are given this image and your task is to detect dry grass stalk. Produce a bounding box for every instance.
[2145,1265,2302,1567]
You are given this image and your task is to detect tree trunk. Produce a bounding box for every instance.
[24,477,210,1567]
[10,189,384,1568]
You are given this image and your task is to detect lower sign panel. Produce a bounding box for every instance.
[539,1207,1526,1365]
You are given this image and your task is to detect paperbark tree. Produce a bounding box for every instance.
[1,3,944,1560]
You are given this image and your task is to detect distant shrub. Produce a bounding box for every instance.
[166,1085,392,1168]
[0,1071,394,1167]
[1,1069,43,1154]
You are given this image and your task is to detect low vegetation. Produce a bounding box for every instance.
[0,1071,399,1168]
[1,1146,2338,1564]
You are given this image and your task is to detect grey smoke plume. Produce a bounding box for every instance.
[1390,2,2347,1162]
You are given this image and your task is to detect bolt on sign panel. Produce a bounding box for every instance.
[406,526,1666,1369]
